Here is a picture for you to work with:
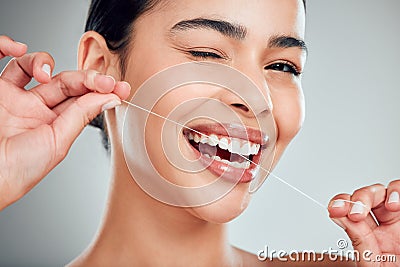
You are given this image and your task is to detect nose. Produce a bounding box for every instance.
[217,67,272,118]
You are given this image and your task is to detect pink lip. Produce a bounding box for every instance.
[183,123,265,184]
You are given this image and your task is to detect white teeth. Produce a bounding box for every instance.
[251,143,260,155]
[213,155,221,161]
[208,134,219,146]
[240,142,252,156]
[219,138,229,150]
[231,161,241,168]
[188,132,264,157]
[211,155,251,169]
[244,161,251,169]
[194,134,200,143]
[221,159,230,165]
[230,139,241,154]
[200,135,208,144]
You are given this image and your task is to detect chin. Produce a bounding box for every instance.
[188,184,252,224]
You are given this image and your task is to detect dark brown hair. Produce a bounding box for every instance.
[85,0,306,150]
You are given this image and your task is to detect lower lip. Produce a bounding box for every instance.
[186,139,260,184]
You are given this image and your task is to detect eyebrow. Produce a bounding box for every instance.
[268,35,308,53]
[171,18,247,40]
[170,17,308,53]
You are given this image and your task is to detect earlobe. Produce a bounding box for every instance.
[78,31,117,75]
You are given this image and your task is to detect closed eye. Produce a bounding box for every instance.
[265,62,301,76]
[188,50,224,59]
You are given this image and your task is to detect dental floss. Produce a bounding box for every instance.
[121,100,379,226]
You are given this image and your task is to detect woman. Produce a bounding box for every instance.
[0,0,399,266]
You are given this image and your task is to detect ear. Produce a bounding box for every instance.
[78,31,119,77]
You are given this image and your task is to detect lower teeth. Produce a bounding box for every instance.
[204,154,251,169]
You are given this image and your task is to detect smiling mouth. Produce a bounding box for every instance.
[182,123,267,183]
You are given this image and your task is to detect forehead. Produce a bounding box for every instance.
[151,0,305,38]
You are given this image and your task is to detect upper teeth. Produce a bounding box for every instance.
[188,132,261,156]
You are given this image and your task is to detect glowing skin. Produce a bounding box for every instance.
[74,0,307,266]
[113,0,306,222]
[1,1,399,266]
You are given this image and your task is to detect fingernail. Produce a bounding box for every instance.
[101,99,121,112]
[388,191,399,204]
[121,81,131,89]
[16,41,27,47]
[42,64,51,77]
[331,200,345,208]
[105,75,115,83]
[97,74,115,85]
[350,201,365,214]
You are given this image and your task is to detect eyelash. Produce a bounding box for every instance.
[265,62,301,76]
[188,50,301,76]
[188,50,224,59]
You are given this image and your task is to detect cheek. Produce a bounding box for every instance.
[122,37,189,100]
[272,84,305,147]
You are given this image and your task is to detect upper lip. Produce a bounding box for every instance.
[183,122,268,146]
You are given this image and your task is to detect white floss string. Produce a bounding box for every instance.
[121,100,379,225]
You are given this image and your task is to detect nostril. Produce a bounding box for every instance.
[231,103,249,112]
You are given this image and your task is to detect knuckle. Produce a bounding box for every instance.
[368,183,386,194]
[388,179,400,188]
[352,187,370,198]
[0,35,12,42]
[35,51,53,59]
[34,51,55,65]
[57,72,71,96]
[371,183,385,189]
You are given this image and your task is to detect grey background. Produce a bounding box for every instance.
[0,0,399,266]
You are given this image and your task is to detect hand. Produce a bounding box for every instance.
[0,36,131,211]
[329,180,400,266]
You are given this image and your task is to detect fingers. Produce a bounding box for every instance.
[50,92,121,162]
[0,36,27,59]
[372,180,400,224]
[350,184,386,222]
[386,180,400,211]
[329,184,386,222]
[329,184,386,233]
[1,51,55,87]
[328,189,382,257]
[30,70,130,108]
[328,181,400,258]
[47,71,131,161]
[329,182,400,225]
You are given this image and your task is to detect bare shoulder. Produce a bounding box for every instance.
[232,246,356,267]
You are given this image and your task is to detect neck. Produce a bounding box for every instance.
[79,152,240,267]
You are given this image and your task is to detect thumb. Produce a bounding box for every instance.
[51,92,120,161]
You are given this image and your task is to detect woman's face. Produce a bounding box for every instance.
[113,0,306,223]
